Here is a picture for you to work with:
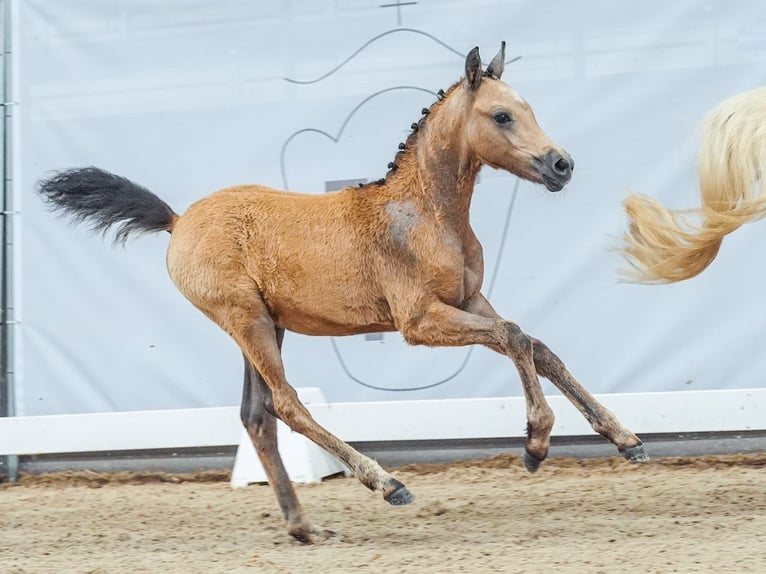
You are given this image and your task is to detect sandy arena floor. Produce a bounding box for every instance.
[1,453,764,573]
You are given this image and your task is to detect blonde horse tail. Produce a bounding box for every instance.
[622,87,766,283]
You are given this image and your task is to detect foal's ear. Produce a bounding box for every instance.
[486,41,506,80]
[464,47,482,91]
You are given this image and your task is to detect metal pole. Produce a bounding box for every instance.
[0,0,17,483]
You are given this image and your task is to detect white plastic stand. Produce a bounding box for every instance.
[230,387,349,488]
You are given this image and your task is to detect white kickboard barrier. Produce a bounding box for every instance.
[230,388,349,488]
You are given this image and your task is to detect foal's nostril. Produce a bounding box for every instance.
[554,157,570,174]
[542,150,573,187]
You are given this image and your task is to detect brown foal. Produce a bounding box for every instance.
[38,43,647,544]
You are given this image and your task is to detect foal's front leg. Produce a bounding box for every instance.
[399,299,555,471]
[466,293,647,463]
[530,339,648,462]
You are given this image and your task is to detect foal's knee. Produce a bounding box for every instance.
[503,322,532,356]
[531,338,551,356]
[535,408,556,434]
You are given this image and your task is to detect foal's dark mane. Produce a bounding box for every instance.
[366,70,506,189]
[360,80,463,188]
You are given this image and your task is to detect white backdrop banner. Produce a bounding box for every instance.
[17,0,766,415]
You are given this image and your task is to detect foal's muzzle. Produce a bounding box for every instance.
[540,149,574,192]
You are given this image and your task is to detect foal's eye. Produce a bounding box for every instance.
[493,111,512,126]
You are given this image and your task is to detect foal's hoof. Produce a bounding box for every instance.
[384,481,414,506]
[523,450,545,474]
[620,443,649,463]
[288,525,336,545]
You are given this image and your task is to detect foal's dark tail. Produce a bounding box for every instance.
[37,167,178,245]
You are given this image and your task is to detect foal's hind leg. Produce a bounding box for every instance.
[225,301,412,507]
[240,339,334,544]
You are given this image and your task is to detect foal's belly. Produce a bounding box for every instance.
[264,291,396,337]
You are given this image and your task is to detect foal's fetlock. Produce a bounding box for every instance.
[356,460,414,505]
[382,477,414,506]
[598,425,649,464]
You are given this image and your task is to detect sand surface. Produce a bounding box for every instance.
[1,453,764,573]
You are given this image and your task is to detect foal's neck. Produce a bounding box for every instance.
[417,138,481,225]
[387,89,481,230]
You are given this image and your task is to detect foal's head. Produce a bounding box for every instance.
[452,43,573,192]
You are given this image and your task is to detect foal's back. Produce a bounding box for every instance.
[166,184,397,336]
